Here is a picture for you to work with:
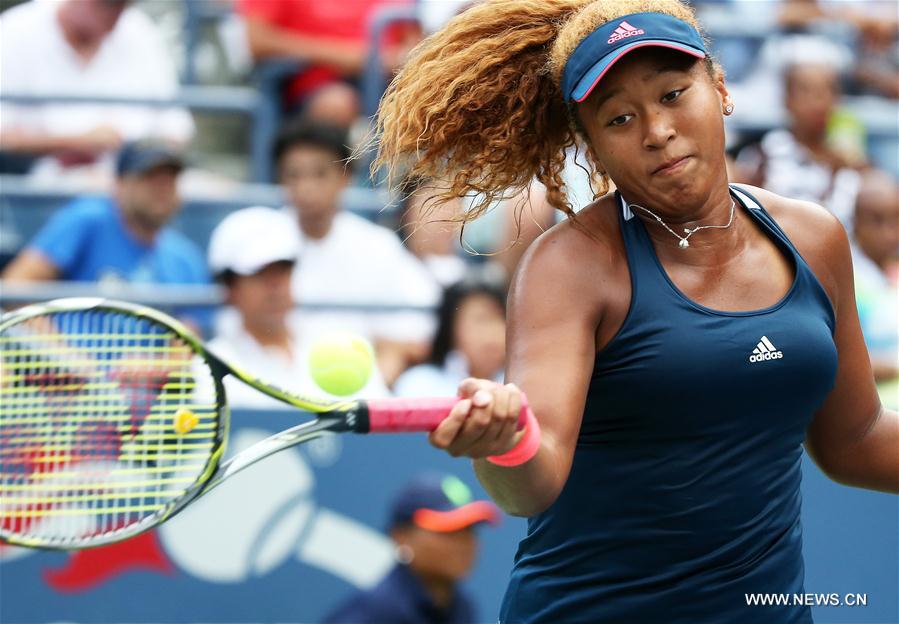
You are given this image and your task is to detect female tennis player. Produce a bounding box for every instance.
[374,0,899,622]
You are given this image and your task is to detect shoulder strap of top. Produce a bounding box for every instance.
[728,184,762,211]
[614,191,679,299]
[730,185,837,331]
[615,190,657,265]
[729,184,798,253]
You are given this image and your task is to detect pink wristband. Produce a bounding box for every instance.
[486,409,541,467]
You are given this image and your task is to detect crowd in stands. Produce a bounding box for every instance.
[0,0,193,187]
[394,277,507,398]
[238,0,422,128]
[205,204,391,407]
[0,0,896,404]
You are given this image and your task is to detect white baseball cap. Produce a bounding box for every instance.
[208,206,301,277]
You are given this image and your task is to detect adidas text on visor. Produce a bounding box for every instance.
[562,12,708,103]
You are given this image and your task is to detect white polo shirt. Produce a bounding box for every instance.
[291,211,441,343]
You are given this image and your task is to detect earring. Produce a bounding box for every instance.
[724,104,734,115]
[395,544,414,564]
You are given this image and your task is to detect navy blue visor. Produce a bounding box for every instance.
[562,12,707,103]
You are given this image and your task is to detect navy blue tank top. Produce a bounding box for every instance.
[499,186,838,623]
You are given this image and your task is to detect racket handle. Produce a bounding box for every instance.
[364,395,530,433]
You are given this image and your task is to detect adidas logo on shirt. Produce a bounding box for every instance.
[749,336,784,363]
[607,21,645,44]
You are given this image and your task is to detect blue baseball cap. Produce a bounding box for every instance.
[388,475,500,533]
[115,140,185,177]
[562,12,707,103]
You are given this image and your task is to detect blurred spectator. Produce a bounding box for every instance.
[205,206,389,408]
[850,170,899,383]
[2,141,207,288]
[417,0,477,34]
[734,55,863,225]
[399,178,468,288]
[274,120,440,386]
[400,176,564,288]
[0,0,194,187]
[492,182,559,280]
[853,32,899,100]
[465,192,558,281]
[401,176,558,288]
[394,278,506,398]
[323,474,499,624]
[779,0,899,38]
[778,0,899,99]
[237,0,420,128]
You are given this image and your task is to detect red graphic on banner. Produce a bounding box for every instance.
[43,531,175,592]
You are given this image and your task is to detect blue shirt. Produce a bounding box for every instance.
[499,186,838,623]
[30,196,208,285]
[324,564,476,624]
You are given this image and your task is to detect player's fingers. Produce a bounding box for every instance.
[465,386,512,457]
[457,377,497,399]
[469,382,526,457]
[462,389,494,433]
[448,389,494,454]
[496,384,515,423]
[487,384,512,440]
[505,383,524,430]
[457,377,480,398]
[428,398,472,450]
[494,383,524,453]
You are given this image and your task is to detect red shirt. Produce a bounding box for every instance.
[239,0,414,102]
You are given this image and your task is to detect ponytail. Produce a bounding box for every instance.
[374,0,598,221]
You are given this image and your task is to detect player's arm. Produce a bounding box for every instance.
[1,248,60,282]
[430,224,603,516]
[800,208,899,494]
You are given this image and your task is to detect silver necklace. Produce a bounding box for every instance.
[629,200,736,249]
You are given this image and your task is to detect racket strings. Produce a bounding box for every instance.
[0,309,220,546]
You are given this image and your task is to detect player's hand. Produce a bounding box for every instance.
[428,378,525,459]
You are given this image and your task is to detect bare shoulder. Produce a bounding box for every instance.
[511,196,626,322]
[735,184,851,304]
[513,195,620,294]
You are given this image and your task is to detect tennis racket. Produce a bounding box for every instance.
[0,297,530,550]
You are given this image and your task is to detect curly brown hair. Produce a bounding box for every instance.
[374,0,709,222]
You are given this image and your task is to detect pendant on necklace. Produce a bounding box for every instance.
[679,239,690,249]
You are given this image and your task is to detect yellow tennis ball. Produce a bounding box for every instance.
[174,408,198,435]
[308,333,374,397]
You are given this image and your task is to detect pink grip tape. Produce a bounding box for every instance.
[486,409,541,467]
[365,395,529,433]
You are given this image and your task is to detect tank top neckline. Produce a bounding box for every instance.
[618,187,801,318]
